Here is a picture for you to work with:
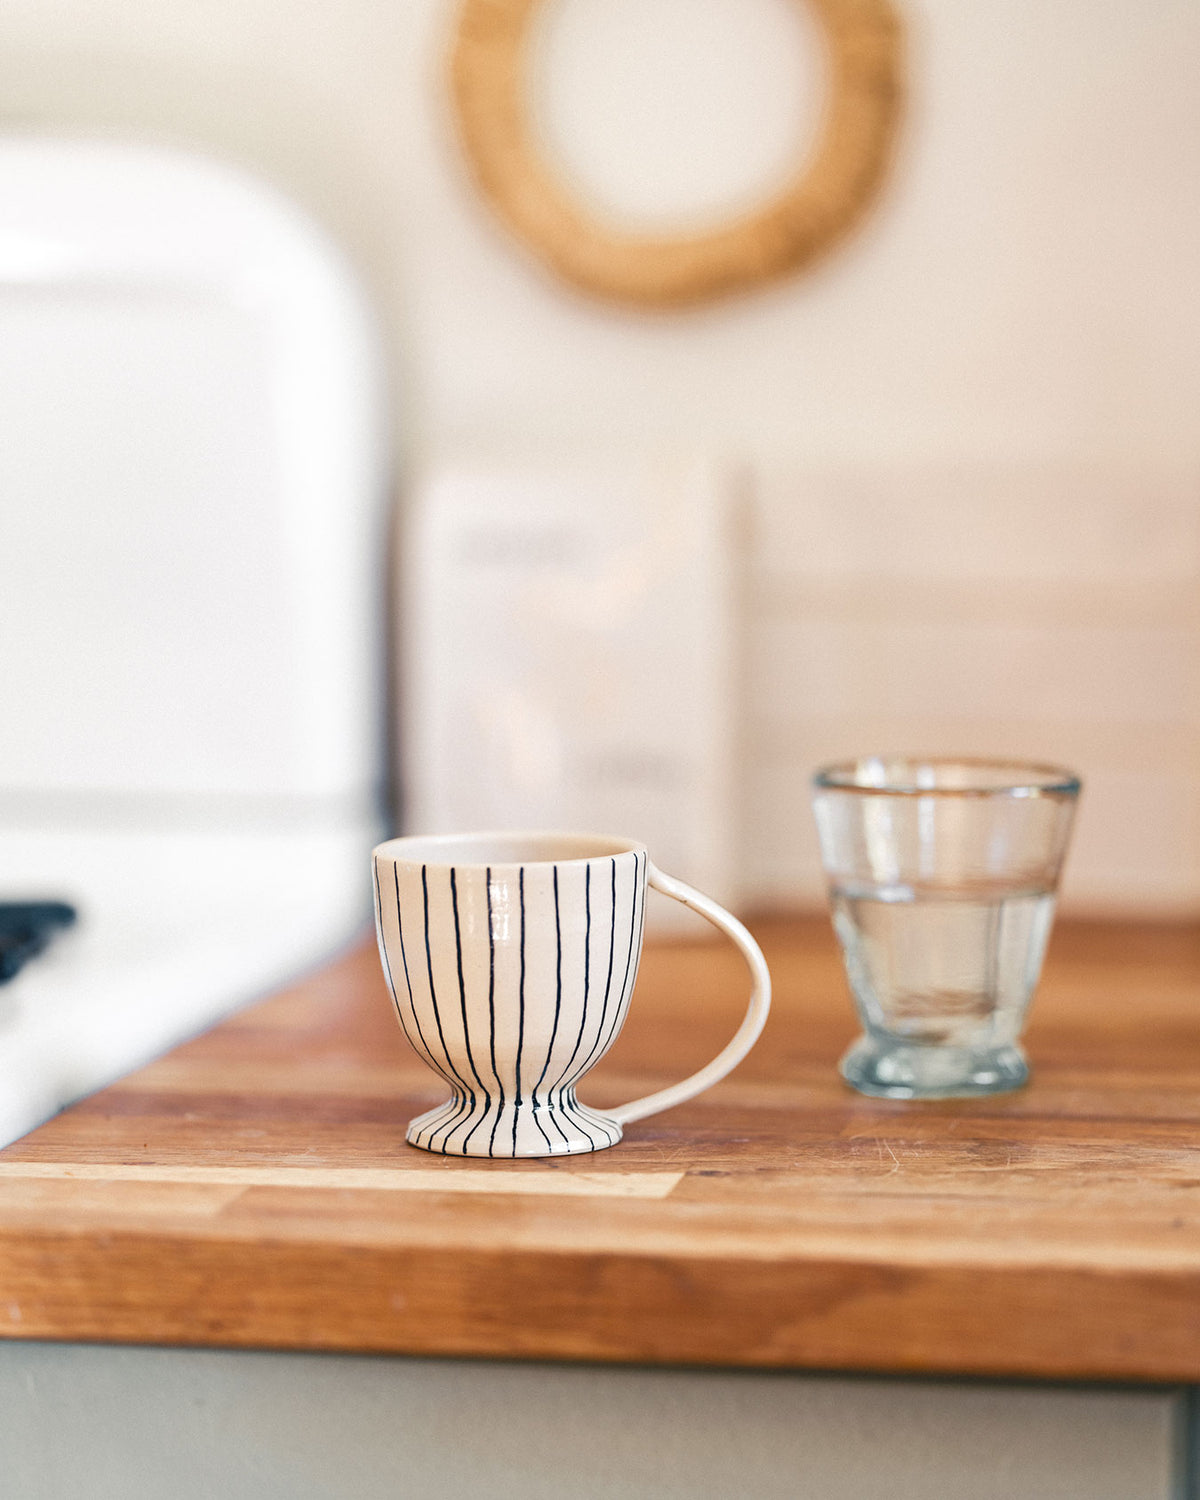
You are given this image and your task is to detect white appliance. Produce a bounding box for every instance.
[0,138,388,1146]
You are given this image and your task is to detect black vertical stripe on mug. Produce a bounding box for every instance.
[378,861,461,1145]
[595,851,642,1067]
[556,857,621,1149]
[546,864,600,1145]
[595,854,647,1101]
[563,1088,615,1150]
[573,856,620,1084]
[617,849,646,1036]
[580,854,637,1146]
[632,851,648,973]
[548,863,601,1133]
[391,861,467,1151]
[409,874,472,1152]
[424,959,474,1142]
[547,863,608,1149]
[592,852,637,1071]
[572,864,614,1144]
[390,862,457,1091]
[516,866,552,1155]
[548,863,591,1098]
[422,864,476,1151]
[619,849,648,1032]
[546,867,607,1148]
[510,870,522,1146]
[435,868,478,1155]
[583,854,647,1150]
[532,866,571,1147]
[412,1090,465,1149]
[485,867,507,1159]
[445,867,492,1156]
[373,858,408,1035]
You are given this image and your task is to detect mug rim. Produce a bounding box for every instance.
[812,756,1082,799]
[373,830,647,869]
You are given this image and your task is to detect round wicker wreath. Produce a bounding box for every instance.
[448,0,904,309]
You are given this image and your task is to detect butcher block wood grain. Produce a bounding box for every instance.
[2,916,1200,1382]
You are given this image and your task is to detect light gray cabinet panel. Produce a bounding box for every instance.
[0,1342,1184,1500]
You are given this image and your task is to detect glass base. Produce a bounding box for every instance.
[840,1036,1029,1100]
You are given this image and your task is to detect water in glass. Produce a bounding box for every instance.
[831,881,1056,1050]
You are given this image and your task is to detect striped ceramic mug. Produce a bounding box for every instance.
[372,832,771,1158]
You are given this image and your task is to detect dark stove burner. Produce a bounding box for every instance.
[0,902,77,984]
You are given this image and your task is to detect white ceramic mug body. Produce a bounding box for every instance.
[372,832,771,1158]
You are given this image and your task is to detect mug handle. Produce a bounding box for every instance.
[606,863,772,1127]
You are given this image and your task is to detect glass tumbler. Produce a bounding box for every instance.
[811,758,1081,1099]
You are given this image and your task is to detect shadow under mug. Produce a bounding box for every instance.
[372,832,771,1158]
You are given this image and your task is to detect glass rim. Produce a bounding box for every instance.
[812,756,1082,799]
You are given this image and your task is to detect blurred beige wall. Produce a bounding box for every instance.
[2,0,1198,911]
[0,1,1193,466]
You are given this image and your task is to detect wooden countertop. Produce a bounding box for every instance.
[2,915,1200,1383]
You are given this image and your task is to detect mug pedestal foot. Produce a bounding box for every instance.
[406,1090,623,1158]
